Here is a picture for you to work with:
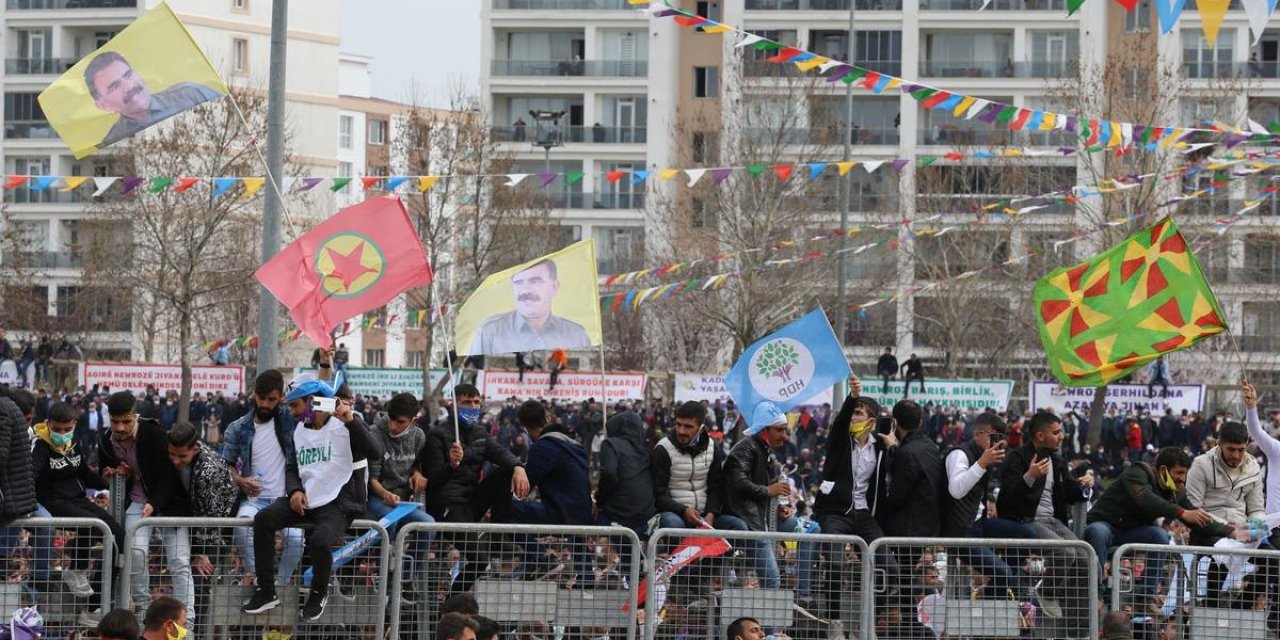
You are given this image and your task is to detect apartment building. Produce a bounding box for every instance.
[0,0,340,360]
[484,0,1280,390]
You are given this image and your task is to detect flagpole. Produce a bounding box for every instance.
[599,344,609,426]
[430,277,463,443]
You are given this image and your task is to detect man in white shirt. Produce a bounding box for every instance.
[241,369,381,622]
[218,370,303,587]
[1243,381,1280,541]
[942,414,1023,597]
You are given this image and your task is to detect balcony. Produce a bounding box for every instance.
[491,125,647,144]
[1023,129,1077,147]
[745,0,904,9]
[6,0,136,7]
[0,252,82,269]
[539,192,646,209]
[920,0,1066,8]
[1182,60,1243,79]
[919,59,1023,78]
[918,126,1012,146]
[4,120,57,139]
[808,192,902,212]
[916,194,1073,215]
[1178,198,1241,216]
[492,0,635,8]
[491,59,647,78]
[2,188,84,204]
[1241,335,1280,351]
[5,58,78,75]
[743,126,900,145]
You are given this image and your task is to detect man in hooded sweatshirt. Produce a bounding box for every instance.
[495,399,591,526]
[32,401,122,597]
[367,392,435,583]
[596,408,655,536]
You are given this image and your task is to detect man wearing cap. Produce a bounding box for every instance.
[241,370,381,622]
[722,400,817,594]
[97,391,193,618]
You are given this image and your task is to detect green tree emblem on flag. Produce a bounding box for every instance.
[1033,218,1226,387]
[756,341,801,383]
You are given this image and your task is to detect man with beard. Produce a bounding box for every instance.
[469,260,591,354]
[220,370,304,587]
[653,401,739,533]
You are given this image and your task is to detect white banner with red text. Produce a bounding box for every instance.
[78,361,245,396]
[1029,381,1205,415]
[479,369,647,403]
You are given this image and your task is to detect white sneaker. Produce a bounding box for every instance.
[62,569,94,597]
[77,607,102,627]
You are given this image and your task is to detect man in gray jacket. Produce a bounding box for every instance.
[367,393,435,582]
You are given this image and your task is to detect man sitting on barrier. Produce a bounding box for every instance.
[367,392,436,584]
[1084,446,1223,609]
[722,402,816,596]
[98,391,194,619]
[653,400,740,534]
[941,412,1021,598]
[995,411,1093,620]
[1185,419,1277,607]
[166,421,241,582]
[219,369,304,589]
[32,401,122,598]
[493,399,591,526]
[242,372,381,621]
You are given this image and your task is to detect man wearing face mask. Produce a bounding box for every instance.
[220,370,304,588]
[139,596,188,640]
[1084,447,1225,605]
[97,391,193,620]
[367,392,435,584]
[32,401,121,597]
[418,383,529,524]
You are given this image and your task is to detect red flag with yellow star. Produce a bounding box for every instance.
[255,196,432,348]
[1033,217,1225,387]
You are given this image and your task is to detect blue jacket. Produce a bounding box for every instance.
[525,424,593,525]
[219,405,297,479]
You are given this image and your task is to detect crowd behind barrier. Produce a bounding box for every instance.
[1,361,1280,640]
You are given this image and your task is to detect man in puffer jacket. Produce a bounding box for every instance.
[1186,421,1265,544]
[0,388,37,524]
[596,409,655,537]
[652,401,738,532]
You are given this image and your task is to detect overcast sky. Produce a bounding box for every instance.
[338,1,480,106]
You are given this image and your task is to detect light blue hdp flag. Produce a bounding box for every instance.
[724,307,850,433]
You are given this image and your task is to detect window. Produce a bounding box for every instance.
[337,161,353,177]
[365,349,385,367]
[367,165,389,177]
[692,131,719,164]
[695,1,722,21]
[1126,0,1152,32]
[93,32,118,50]
[1183,29,1234,78]
[232,38,249,74]
[691,198,718,229]
[4,93,44,121]
[1244,235,1280,284]
[1123,69,1149,100]
[339,115,354,149]
[368,120,387,145]
[694,66,720,98]
[232,0,248,9]
[406,351,426,369]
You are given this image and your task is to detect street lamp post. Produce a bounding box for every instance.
[530,109,567,174]
[835,2,856,405]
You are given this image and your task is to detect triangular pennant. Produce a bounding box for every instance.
[771,164,794,181]
[173,177,201,193]
[1156,0,1187,32]
[1198,0,1231,44]
[297,177,323,192]
[120,176,145,195]
[835,161,856,176]
[147,177,174,193]
[1244,0,1278,44]
[331,177,352,192]
[361,176,383,190]
[565,171,585,185]
[862,160,885,173]
[807,163,828,178]
[711,167,734,186]
[91,177,118,197]
[241,177,266,199]
[3,176,28,190]
[60,176,89,192]
[211,177,238,197]
[685,168,707,186]
[417,176,439,192]
[505,174,530,186]
[537,172,558,187]
[659,168,681,181]
[385,176,409,191]
[736,33,765,48]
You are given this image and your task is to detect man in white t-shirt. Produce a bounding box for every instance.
[219,370,304,586]
[241,368,381,621]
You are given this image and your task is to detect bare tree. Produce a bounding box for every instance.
[83,90,282,422]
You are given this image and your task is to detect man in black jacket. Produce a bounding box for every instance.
[942,413,1020,598]
[653,401,737,532]
[994,411,1094,619]
[813,374,889,540]
[876,400,944,537]
[98,391,194,619]
[597,410,655,536]
[899,354,925,398]
[876,348,898,395]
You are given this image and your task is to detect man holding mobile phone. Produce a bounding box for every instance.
[242,363,381,622]
[942,413,1021,598]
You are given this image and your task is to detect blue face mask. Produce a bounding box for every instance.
[458,407,481,426]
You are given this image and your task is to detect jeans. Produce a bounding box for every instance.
[235,497,303,587]
[964,518,1030,598]
[0,507,52,584]
[125,501,193,618]
[903,372,925,396]
[1083,522,1169,596]
[367,495,436,580]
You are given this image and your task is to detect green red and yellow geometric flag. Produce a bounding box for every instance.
[1033,217,1227,387]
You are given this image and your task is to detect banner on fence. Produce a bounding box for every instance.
[479,369,646,403]
[79,361,245,395]
[1029,381,1206,415]
[293,367,454,400]
[862,379,1014,411]
[675,372,833,407]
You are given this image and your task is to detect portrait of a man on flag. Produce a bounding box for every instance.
[38,2,227,158]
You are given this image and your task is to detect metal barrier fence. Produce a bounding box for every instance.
[0,517,115,637]
[1112,542,1280,640]
[645,528,867,640]
[866,536,1099,640]
[389,522,643,640]
[120,516,389,639]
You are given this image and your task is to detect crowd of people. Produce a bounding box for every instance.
[0,349,1278,639]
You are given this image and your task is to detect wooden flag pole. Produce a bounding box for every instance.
[1224,327,1249,381]
[599,344,609,426]
[429,278,463,443]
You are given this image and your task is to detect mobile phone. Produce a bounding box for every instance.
[875,416,894,435]
[311,396,337,413]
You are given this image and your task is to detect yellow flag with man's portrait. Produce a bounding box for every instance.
[455,240,603,356]
[38,2,227,159]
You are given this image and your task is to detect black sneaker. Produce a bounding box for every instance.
[241,588,279,614]
[301,590,328,622]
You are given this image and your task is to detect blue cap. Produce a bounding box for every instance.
[747,401,787,435]
[284,371,344,402]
